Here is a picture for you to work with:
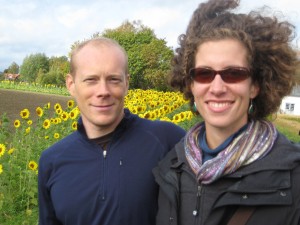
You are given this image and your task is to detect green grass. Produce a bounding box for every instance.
[1,209,38,225]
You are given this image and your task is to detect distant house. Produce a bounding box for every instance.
[279,85,300,115]
[4,73,20,81]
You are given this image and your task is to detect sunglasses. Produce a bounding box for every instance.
[189,67,251,83]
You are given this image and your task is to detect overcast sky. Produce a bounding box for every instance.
[1,0,300,72]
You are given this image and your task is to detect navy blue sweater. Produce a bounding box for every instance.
[38,109,185,225]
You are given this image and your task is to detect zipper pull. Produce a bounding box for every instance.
[103,150,107,158]
[197,185,202,197]
[193,185,202,216]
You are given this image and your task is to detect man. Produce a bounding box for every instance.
[38,37,185,225]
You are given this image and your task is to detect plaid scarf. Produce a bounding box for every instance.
[184,120,277,184]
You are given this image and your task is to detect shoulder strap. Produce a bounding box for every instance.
[227,206,255,225]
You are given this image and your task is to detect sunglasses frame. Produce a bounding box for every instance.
[189,66,251,84]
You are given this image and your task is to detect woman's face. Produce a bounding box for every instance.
[191,39,259,146]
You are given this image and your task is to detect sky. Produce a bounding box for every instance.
[1,0,300,72]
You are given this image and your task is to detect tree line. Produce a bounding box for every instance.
[1,20,176,91]
[2,20,300,90]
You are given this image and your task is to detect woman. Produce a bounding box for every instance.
[153,0,300,224]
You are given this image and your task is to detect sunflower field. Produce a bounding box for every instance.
[0,84,198,224]
[1,80,298,224]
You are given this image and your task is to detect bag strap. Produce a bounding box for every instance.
[227,206,255,225]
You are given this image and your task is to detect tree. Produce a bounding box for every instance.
[102,20,174,90]
[48,56,69,86]
[20,53,49,82]
[6,62,19,74]
[142,39,174,91]
[35,56,69,86]
[41,68,65,86]
[48,56,69,75]
[70,20,174,90]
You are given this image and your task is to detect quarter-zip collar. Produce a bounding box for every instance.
[77,108,134,141]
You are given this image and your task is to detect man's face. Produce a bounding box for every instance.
[66,43,129,138]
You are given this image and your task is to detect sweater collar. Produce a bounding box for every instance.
[77,108,135,140]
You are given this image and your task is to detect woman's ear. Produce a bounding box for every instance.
[250,82,260,99]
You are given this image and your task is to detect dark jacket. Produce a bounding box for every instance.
[38,109,185,225]
[153,133,300,225]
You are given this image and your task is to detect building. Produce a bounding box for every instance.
[4,73,20,81]
[279,85,300,115]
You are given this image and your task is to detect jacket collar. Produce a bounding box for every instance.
[158,133,300,179]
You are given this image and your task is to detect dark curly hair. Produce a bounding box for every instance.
[170,0,298,120]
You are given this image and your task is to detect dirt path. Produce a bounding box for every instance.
[0,89,73,122]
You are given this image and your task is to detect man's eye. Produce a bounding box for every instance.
[85,78,96,82]
[110,77,122,83]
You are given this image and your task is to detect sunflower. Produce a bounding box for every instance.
[43,119,51,129]
[27,120,33,125]
[69,109,79,120]
[72,121,78,130]
[20,109,30,119]
[136,105,145,114]
[174,114,181,120]
[44,102,50,109]
[14,119,21,128]
[160,117,172,122]
[56,108,62,115]
[54,133,60,139]
[67,100,75,109]
[0,144,6,157]
[50,118,57,124]
[54,103,62,110]
[25,127,31,134]
[0,164,3,174]
[185,111,194,120]
[60,112,69,121]
[36,107,44,117]
[131,107,137,114]
[172,114,181,124]
[143,111,155,120]
[28,161,38,171]
[8,148,14,155]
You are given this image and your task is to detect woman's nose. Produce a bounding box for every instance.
[209,74,227,94]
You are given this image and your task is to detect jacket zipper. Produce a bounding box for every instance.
[101,148,107,200]
[193,185,202,224]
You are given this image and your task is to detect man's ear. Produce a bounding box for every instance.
[66,74,75,96]
[126,74,130,87]
[125,74,130,94]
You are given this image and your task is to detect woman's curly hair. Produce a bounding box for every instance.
[170,0,298,120]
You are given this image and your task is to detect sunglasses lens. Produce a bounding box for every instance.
[222,68,250,83]
[190,68,214,83]
[190,67,250,83]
